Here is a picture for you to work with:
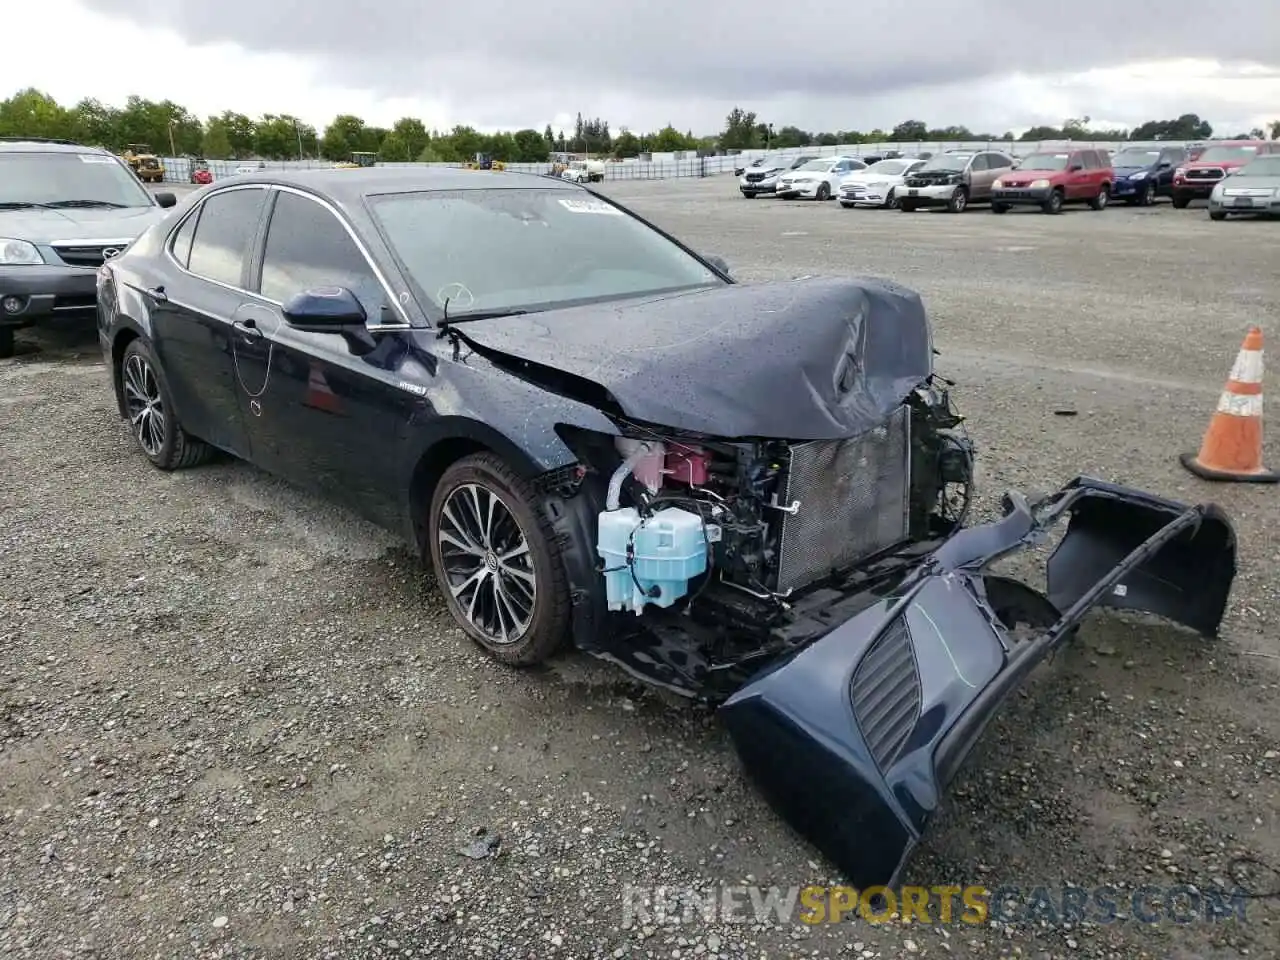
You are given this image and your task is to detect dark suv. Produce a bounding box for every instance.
[0,137,176,357]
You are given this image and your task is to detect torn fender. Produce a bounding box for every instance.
[719,476,1236,889]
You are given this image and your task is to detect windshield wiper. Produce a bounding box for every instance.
[437,308,528,332]
[45,200,128,208]
[0,200,55,209]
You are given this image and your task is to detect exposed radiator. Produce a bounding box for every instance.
[774,406,911,594]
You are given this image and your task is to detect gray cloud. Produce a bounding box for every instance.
[82,0,1280,131]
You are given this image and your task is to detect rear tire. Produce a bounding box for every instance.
[1209,210,1227,221]
[427,453,571,666]
[119,338,213,471]
[885,189,900,209]
[1088,186,1109,210]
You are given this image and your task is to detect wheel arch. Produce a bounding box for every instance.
[108,325,145,419]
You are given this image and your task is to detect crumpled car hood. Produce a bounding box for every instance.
[454,276,934,440]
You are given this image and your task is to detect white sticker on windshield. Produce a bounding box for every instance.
[558,197,622,215]
[79,154,115,163]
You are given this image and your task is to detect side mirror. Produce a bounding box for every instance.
[706,255,730,276]
[1157,160,1172,168]
[155,192,176,208]
[282,286,367,332]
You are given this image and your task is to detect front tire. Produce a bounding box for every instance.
[1041,189,1064,214]
[1139,181,1156,206]
[815,182,831,201]
[119,338,213,470]
[1209,210,1227,221]
[899,200,918,212]
[427,453,570,666]
[1172,192,1191,209]
[946,187,968,213]
[991,202,1010,214]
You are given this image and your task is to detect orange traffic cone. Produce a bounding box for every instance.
[1180,326,1279,483]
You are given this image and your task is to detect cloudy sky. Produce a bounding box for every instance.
[4,0,1279,137]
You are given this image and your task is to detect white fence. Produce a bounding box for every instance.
[157,140,1203,184]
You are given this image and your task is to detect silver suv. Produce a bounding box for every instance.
[898,149,1016,213]
[0,137,177,357]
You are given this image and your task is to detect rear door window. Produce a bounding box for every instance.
[186,188,267,288]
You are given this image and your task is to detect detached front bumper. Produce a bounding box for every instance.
[0,265,99,329]
[722,476,1236,888]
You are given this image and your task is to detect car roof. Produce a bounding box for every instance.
[217,166,584,207]
[0,137,112,155]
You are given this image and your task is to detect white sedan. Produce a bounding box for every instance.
[775,157,867,200]
[838,158,927,209]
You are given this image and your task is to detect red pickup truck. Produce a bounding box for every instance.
[1172,140,1280,208]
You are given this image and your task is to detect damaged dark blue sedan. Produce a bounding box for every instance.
[95,167,1238,889]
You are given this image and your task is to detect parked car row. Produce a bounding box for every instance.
[736,140,1280,218]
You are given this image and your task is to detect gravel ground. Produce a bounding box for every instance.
[3,178,1279,959]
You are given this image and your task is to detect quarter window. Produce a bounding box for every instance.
[258,191,382,314]
[169,209,199,269]
[186,188,267,288]
[969,155,988,171]
[1081,152,1099,169]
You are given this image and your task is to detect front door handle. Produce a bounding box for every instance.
[144,285,168,303]
[233,318,263,342]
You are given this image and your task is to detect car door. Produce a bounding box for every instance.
[983,153,1012,190]
[234,186,421,528]
[1156,148,1183,192]
[149,185,269,458]
[965,153,990,200]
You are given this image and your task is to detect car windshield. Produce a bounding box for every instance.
[866,159,911,175]
[1018,153,1071,171]
[1197,145,1261,163]
[1111,149,1160,166]
[795,159,830,172]
[918,154,971,172]
[789,156,817,169]
[0,151,155,207]
[1238,157,1280,177]
[370,187,725,316]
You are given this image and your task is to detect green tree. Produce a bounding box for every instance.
[1270,119,1280,140]
[613,128,641,158]
[512,128,550,162]
[218,111,256,156]
[255,114,304,159]
[890,119,928,141]
[719,107,759,150]
[543,124,555,146]
[391,117,429,159]
[0,88,73,139]
[320,114,367,160]
[202,117,234,158]
[68,98,119,147]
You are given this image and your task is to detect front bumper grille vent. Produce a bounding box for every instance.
[850,616,921,770]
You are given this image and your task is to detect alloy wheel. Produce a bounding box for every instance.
[122,353,167,456]
[437,483,537,644]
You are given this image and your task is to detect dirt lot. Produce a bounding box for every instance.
[3,178,1279,960]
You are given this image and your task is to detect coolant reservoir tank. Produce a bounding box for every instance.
[615,437,666,492]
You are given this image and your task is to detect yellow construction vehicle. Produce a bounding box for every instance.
[464,152,506,171]
[333,151,378,169]
[122,144,165,183]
